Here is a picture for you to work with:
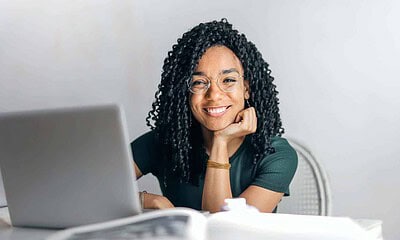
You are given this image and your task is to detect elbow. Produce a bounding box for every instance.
[202,203,225,213]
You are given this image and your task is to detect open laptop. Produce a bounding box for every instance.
[0,104,141,228]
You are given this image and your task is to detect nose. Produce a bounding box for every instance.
[205,80,224,100]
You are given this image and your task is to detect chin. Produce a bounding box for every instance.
[202,122,232,132]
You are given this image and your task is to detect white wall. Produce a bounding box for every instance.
[1,1,399,239]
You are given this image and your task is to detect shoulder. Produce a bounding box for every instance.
[130,130,161,175]
[131,130,161,150]
[259,136,298,172]
[271,136,295,152]
[252,136,298,195]
[272,137,297,158]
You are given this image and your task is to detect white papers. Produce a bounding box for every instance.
[207,211,374,240]
[40,208,381,240]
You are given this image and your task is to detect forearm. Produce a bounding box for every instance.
[202,140,233,212]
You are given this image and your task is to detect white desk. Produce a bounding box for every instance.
[0,207,383,240]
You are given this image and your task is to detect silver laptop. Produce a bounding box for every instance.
[0,104,141,228]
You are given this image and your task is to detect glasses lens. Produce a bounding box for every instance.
[218,74,240,92]
[188,73,242,94]
[189,77,209,94]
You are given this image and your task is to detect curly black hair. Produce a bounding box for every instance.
[146,18,283,184]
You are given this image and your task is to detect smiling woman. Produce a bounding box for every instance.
[130,19,298,213]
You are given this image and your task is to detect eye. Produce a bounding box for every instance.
[222,78,238,84]
[191,78,208,86]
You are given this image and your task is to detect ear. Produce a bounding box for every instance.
[244,80,250,99]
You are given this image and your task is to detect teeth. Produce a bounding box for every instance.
[206,107,227,114]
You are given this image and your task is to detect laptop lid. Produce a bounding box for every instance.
[0,170,6,207]
[0,104,141,228]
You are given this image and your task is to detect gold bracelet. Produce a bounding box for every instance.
[207,160,231,170]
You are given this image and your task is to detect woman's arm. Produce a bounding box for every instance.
[240,186,283,212]
[134,162,174,209]
[134,162,143,179]
[202,138,232,212]
[202,107,257,213]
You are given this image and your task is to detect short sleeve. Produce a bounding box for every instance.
[251,137,298,196]
[130,131,160,176]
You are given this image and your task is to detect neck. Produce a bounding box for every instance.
[201,127,245,157]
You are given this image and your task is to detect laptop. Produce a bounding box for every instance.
[0,104,141,228]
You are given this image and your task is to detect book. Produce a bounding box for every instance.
[46,207,377,240]
[46,208,207,240]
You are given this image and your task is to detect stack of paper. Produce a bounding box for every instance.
[207,211,376,240]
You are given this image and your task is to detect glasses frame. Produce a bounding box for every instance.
[187,73,244,95]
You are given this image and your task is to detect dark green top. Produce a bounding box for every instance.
[131,131,298,210]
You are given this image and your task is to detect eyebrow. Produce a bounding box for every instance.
[221,68,240,75]
[192,68,240,76]
[192,71,206,76]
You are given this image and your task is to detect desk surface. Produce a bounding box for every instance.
[0,207,383,240]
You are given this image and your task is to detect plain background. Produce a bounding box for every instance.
[1,0,399,239]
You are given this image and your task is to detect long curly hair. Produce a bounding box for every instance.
[146,19,283,184]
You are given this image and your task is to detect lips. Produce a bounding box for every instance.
[203,106,231,116]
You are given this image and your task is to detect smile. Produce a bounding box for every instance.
[203,106,231,116]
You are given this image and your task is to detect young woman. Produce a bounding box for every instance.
[131,19,297,213]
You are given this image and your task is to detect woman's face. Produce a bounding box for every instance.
[189,46,249,132]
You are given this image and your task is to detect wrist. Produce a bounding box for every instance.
[209,140,229,164]
[211,136,229,151]
[212,133,229,145]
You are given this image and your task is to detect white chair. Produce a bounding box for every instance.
[278,138,332,216]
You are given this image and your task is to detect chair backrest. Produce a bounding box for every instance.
[278,138,332,216]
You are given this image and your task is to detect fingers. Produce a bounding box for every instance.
[251,107,257,132]
[156,196,174,209]
[235,112,243,123]
[236,107,257,134]
[214,107,257,142]
[145,193,175,209]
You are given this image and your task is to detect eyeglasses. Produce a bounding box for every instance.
[187,72,243,94]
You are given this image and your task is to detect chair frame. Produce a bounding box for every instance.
[287,138,332,216]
